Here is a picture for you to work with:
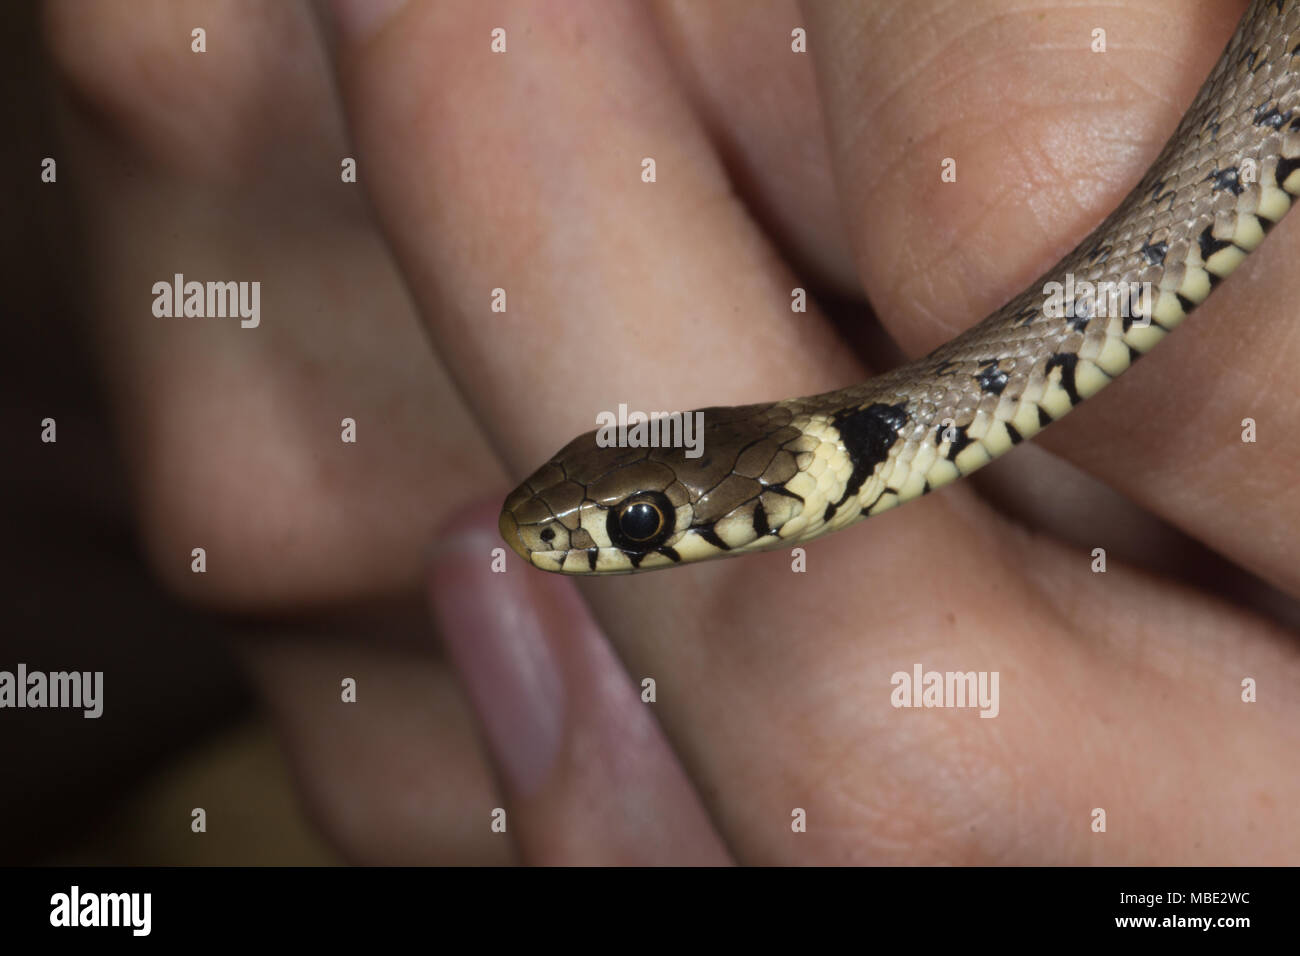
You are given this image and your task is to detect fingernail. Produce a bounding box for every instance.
[427,518,566,797]
[329,0,407,44]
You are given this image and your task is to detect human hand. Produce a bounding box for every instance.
[46,0,1300,864]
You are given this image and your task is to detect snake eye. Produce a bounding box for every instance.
[607,492,674,552]
[620,501,662,541]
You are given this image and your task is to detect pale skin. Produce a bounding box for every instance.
[41,0,1299,863]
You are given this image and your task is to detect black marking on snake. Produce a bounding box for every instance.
[1198,225,1234,262]
[696,525,730,551]
[628,551,646,568]
[1176,292,1196,314]
[1037,406,1053,428]
[1140,236,1168,266]
[1016,304,1040,326]
[1240,47,1261,73]
[1276,155,1300,188]
[1044,353,1082,405]
[1254,102,1294,129]
[921,479,932,495]
[765,484,805,503]
[1207,166,1244,196]
[1087,242,1112,264]
[540,527,555,543]
[1127,344,1142,363]
[863,488,894,514]
[1060,282,1092,327]
[587,549,598,572]
[658,546,681,563]
[942,425,975,461]
[975,359,1009,395]
[1005,423,1023,445]
[1067,295,1094,328]
[823,402,909,522]
[933,359,959,376]
[1149,179,1175,210]
[752,500,772,538]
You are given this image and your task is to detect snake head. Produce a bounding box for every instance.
[498,403,817,574]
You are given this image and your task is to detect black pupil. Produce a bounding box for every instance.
[620,502,661,541]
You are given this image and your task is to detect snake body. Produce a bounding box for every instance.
[500,0,1300,575]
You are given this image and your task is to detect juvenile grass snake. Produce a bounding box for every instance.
[500,0,1300,574]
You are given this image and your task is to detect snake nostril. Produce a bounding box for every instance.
[540,527,556,544]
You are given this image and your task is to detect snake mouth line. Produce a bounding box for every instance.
[497,508,531,563]
[498,508,588,572]
[498,503,677,574]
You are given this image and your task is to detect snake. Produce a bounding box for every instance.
[499,0,1300,575]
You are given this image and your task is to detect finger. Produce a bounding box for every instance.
[44,0,504,609]
[239,616,515,865]
[649,0,859,293]
[427,503,732,865]
[325,0,861,473]
[322,0,881,862]
[804,0,1300,596]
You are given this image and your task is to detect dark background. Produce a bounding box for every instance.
[1,2,334,865]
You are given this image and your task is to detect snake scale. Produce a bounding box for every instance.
[500,0,1300,575]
